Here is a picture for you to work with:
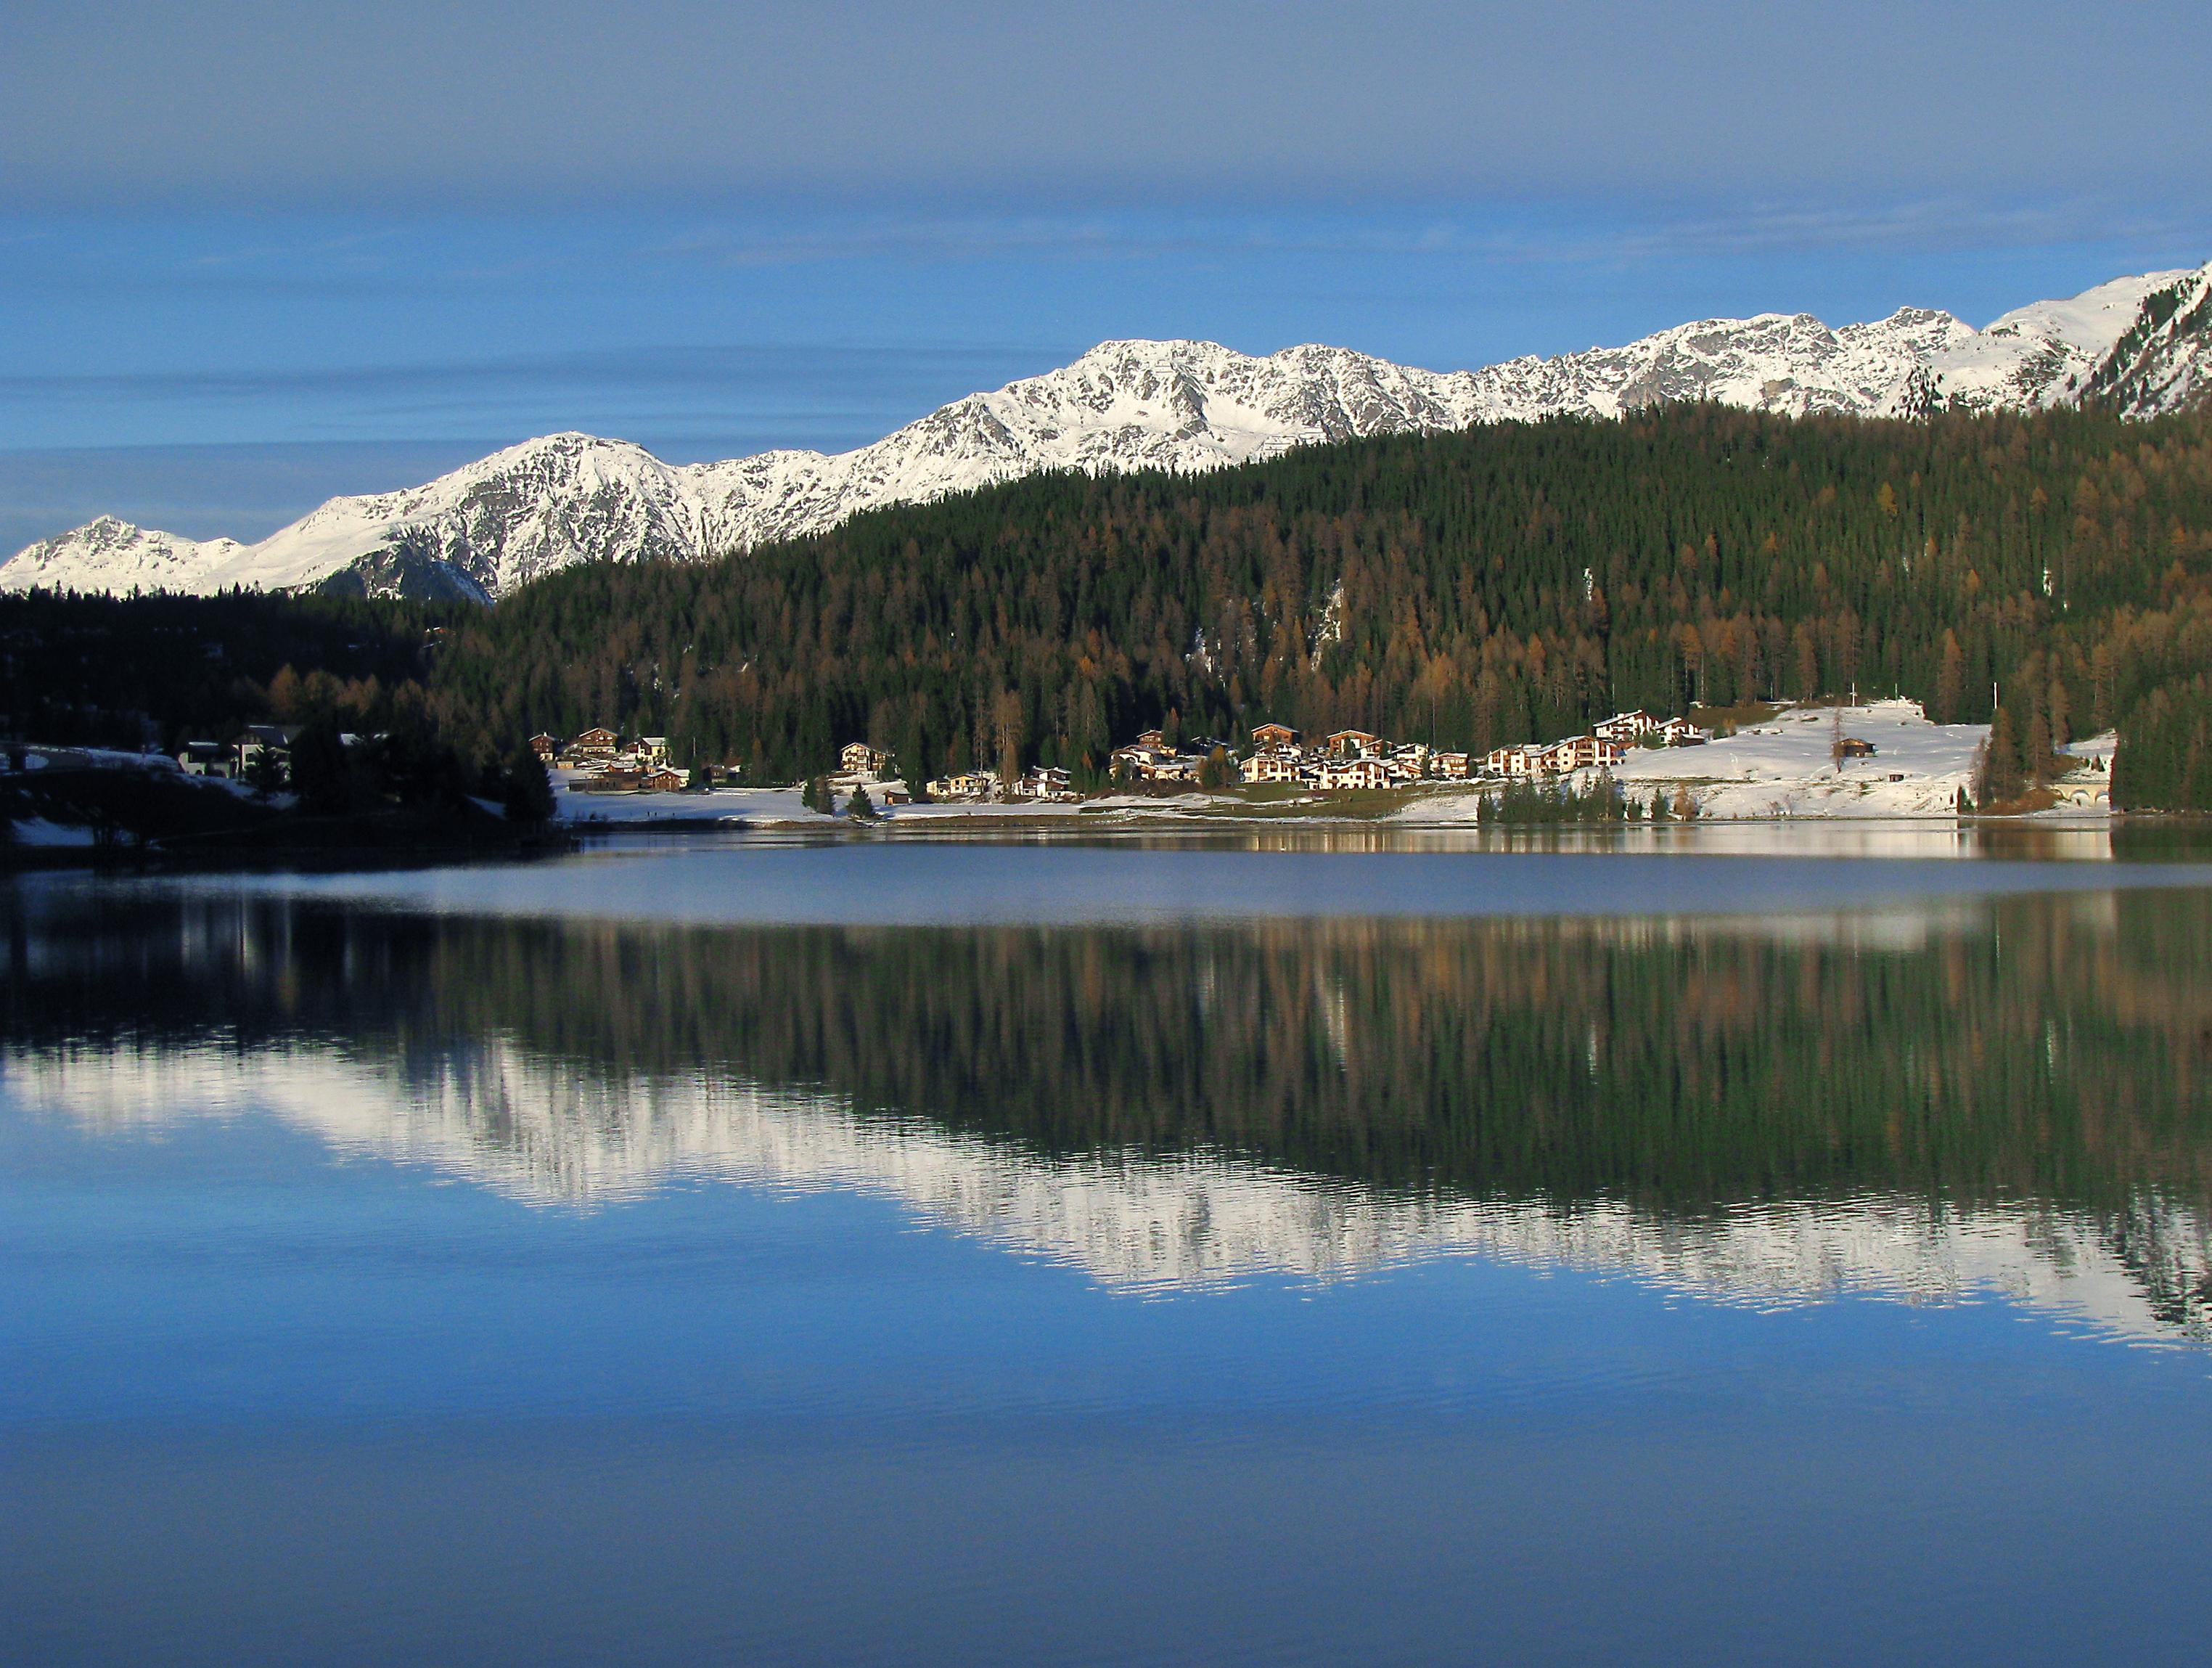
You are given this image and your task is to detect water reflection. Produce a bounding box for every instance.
[6,883,2211,1344]
[613,818,2194,862]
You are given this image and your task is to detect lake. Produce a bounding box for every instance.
[7,830,2212,1666]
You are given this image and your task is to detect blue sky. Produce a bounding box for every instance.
[4,1,2210,550]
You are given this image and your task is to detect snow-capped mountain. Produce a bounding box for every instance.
[9,261,2209,602]
[11,515,250,594]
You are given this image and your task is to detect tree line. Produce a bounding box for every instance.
[0,588,461,751]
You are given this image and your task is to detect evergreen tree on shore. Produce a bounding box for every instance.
[501,745,556,827]
[1978,704,2026,806]
[2113,676,2212,811]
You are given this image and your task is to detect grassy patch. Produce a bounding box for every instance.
[1973,786,2060,816]
[1176,785,1424,821]
[1687,699,1782,736]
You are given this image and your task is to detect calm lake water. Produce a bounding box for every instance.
[7,830,2212,1666]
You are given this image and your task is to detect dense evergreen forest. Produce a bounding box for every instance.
[417,404,2212,802]
[12,404,2212,806]
[0,589,460,749]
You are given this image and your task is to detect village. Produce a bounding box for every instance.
[523,707,1718,808]
[131,701,2120,832]
[15,706,1708,808]
[1102,711,1711,793]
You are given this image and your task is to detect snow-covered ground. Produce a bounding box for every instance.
[17,746,180,774]
[1396,700,1990,822]
[555,780,801,825]
[8,817,99,847]
[1621,700,1988,819]
[2063,731,2118,765]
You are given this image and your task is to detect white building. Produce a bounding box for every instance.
[840,741,892,780]
[925,771,997,801]
[1317,758,1390,791]
[1485,743,1553,778]
[1552,735,1627,771]
[1240,750,1303,785]
[1593,711,1658,744]
[1013,765,1076,801]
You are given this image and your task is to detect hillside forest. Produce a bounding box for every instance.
[9,403,2212,808]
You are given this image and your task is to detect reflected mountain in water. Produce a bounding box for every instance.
[18,1036,2212,1346]
[5,884,2211,1341]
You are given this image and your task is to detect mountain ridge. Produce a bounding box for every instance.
[9,261,2209,602]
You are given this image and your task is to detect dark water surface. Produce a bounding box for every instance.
[7,835,2212,1666]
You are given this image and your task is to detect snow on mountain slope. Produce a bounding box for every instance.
[197,432,713,597]
[4,515,247,595]
[1454,304,1975,420]
[8,261,2208,602]
[1929,268,2192,411]
[2079,263,2212,414]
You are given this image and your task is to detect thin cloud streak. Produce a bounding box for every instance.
[0,343,1065,404]
[637,198,2212,277]
[0,339,1082,454]
[12,197,2203,306]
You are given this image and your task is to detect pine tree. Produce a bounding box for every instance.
[501,745,556,826]
[243,746,289,797]
[1935,632,1966,723]
[2025,706,2053,784]
[1978,704,2025,806]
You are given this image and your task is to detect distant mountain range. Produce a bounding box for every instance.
[9,260,2211,602]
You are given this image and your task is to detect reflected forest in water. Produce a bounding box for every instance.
[9,884,2212,1222]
